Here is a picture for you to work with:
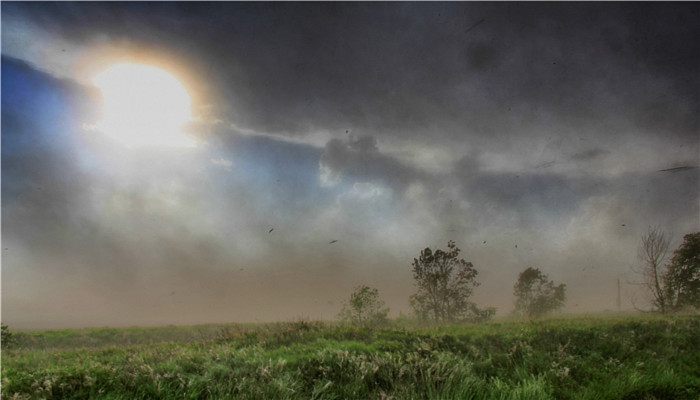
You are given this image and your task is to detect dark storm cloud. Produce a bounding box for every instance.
[462,170,601,221]
[2,3,699,327]
[4,2,699,146]
[319,135,428,192]
[570,148,610,162]
[457,164,699,231]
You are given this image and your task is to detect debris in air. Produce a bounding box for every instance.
[658,166,697,173]
[464,18,485,34]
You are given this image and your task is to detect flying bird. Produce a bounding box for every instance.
[268,228,274,233]
[482,241,487,245]
[329,240,338,244]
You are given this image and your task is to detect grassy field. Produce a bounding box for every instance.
[1,314,699,399]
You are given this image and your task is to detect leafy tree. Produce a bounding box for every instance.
[338,285,389,326]
[664,232,700,311]
[410,241,493,323]
[513,267,566,318]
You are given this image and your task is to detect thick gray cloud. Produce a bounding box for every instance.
[2,3,699,328]
[319,134,429,192]
[4,3,698,146]
[570,148,610,162]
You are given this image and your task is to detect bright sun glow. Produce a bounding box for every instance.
[93,63,195,148]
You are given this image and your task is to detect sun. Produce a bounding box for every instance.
[92,63,195,148]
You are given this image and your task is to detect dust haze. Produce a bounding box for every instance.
[2,3,699,329]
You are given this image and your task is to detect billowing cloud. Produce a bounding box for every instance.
[1,3,699,328]
[319,134,428,191]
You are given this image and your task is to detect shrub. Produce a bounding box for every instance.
[338,285,389,327]
[2,324,14,347]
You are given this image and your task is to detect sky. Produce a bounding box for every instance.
[2,2,699,329]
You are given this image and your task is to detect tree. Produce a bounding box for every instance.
[338,285,389,326]
[410,241,493,323]
[513,267,566,318]
[664,232,700,311]
[633,227,671,313]
[1,324,14,348]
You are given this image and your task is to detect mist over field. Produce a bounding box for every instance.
[2,3,699,329]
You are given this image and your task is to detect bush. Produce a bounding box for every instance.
[338,285,389,327]
[2,324,14,347]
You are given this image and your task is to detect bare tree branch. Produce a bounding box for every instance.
[634,226,670,313]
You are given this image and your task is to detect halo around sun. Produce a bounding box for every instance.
[93,63,195,148]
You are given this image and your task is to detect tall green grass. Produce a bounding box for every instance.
[2,315,698,399]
